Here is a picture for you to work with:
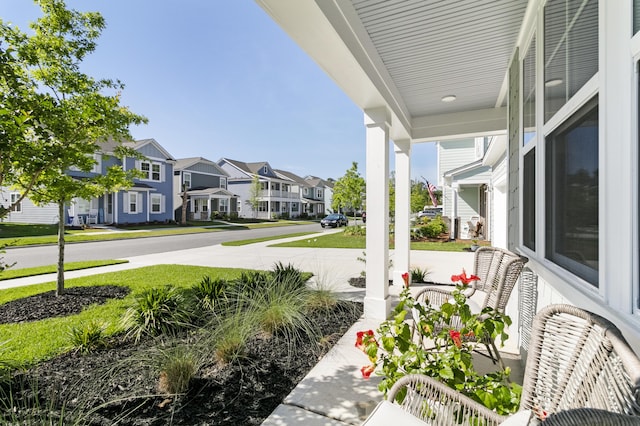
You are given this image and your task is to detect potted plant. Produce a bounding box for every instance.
[470,239,479,251]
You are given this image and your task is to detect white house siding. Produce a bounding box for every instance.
[0,189,59,224]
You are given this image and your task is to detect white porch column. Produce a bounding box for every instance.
[393,139,411,286]
[364,107,391,319]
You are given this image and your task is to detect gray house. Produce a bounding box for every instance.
[217,158,301,219]
[173,157,238,221]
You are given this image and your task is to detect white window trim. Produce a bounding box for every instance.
[137,160,164,182]
[150,194,164,214]
[10,192,21,213]
[124,191,140,214]
[183,172,192,189]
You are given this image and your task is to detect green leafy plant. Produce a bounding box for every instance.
[410,266,430,283]
[191,275,227,311]
[67,320,108,353]
[270,261,306,289]
[122,285,194,341]
[356,271,521,416]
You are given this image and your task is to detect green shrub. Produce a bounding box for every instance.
[410,266,430,283]
[343,225,366,236]
[156,347,198,395]
[420,217,447,238]
[270,262,306,289]
[122,285,194,341]
[191,275,227,311]
[67,320,108,353]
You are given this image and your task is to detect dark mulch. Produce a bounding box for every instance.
[0,286,130,324]
[0,285,363,425]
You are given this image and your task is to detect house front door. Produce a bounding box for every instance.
[104,193,113,224]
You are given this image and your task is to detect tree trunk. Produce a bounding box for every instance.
[57,200,66,296]
[181,184,188,225]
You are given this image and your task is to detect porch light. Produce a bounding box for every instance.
[544,78,563,87]
[441,95,457,102]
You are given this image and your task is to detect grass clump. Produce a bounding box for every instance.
[410,266,431,283]
[122,285,194,341]
[67,320,108,354]
[156,346,199,395]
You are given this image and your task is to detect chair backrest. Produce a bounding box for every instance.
[472,246,527,312]
[520,304,640,417]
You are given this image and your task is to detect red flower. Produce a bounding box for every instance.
[361,364,376,379]
[355,330,376,351]
[449,329,462,348]
[401,272,410,288]
[451,268,480,286]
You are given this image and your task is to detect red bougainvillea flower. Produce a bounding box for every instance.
[361,364,376,379]
[401,272,410,288]
[355,330,376,351]
[449,329,462,348]
[451,268,481,286]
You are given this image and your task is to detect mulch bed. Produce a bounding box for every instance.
[0,285,363,425]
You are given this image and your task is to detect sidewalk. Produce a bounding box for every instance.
[0,233,482,424]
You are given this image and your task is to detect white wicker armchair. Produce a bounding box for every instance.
[365,304,640,425]
[411,246,527,367]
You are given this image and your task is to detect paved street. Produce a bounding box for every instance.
[3,223,323,269]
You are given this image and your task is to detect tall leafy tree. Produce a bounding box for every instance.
[247,175,261,218]
[0,0,146,295]
[332,162,365,224]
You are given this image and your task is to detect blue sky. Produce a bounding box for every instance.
[2,0,437,183]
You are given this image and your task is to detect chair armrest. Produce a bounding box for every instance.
[386,374,506,425]
[414,284,476,308]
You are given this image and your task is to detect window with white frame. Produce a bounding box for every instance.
[262,166,268,174]
[128,192,139,213]
[635,0,640,34]
[316,189,322,198]
[220,198,228,212]
[544,0,598,122]
[183,172,191,190]
[139,161,162,182]
[537,0,599,286]
[545,97,598,286]
[237,200,241,212]
[292,202,298,212]
[10,193,21,212]
[258,201,268,212]
[220,177,226,189]
[150,194,163,213]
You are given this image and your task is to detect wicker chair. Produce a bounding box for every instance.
[365,304,640,425]
[411,246,527,367]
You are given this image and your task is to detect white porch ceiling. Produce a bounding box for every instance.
[256,0,530,141]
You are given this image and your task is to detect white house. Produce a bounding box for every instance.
[256,0,640,355]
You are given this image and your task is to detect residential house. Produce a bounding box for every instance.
[438,136,503,242]
[305,175,334,216]
[217,158,301,219]
[257,1,640,356]
[275,170,325,218]
[1,138,175,225]
[173,157,238,221]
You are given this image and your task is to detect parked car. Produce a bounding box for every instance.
[417,207,442,219]
[320,213,348,228]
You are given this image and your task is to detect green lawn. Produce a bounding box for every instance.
[0,265,248,365]
[0,260,129,281]
[269,230,470,251]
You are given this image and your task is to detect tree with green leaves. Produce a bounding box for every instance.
[332,162,366,224]
[1,0,147,295]
[247,175,261,218]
